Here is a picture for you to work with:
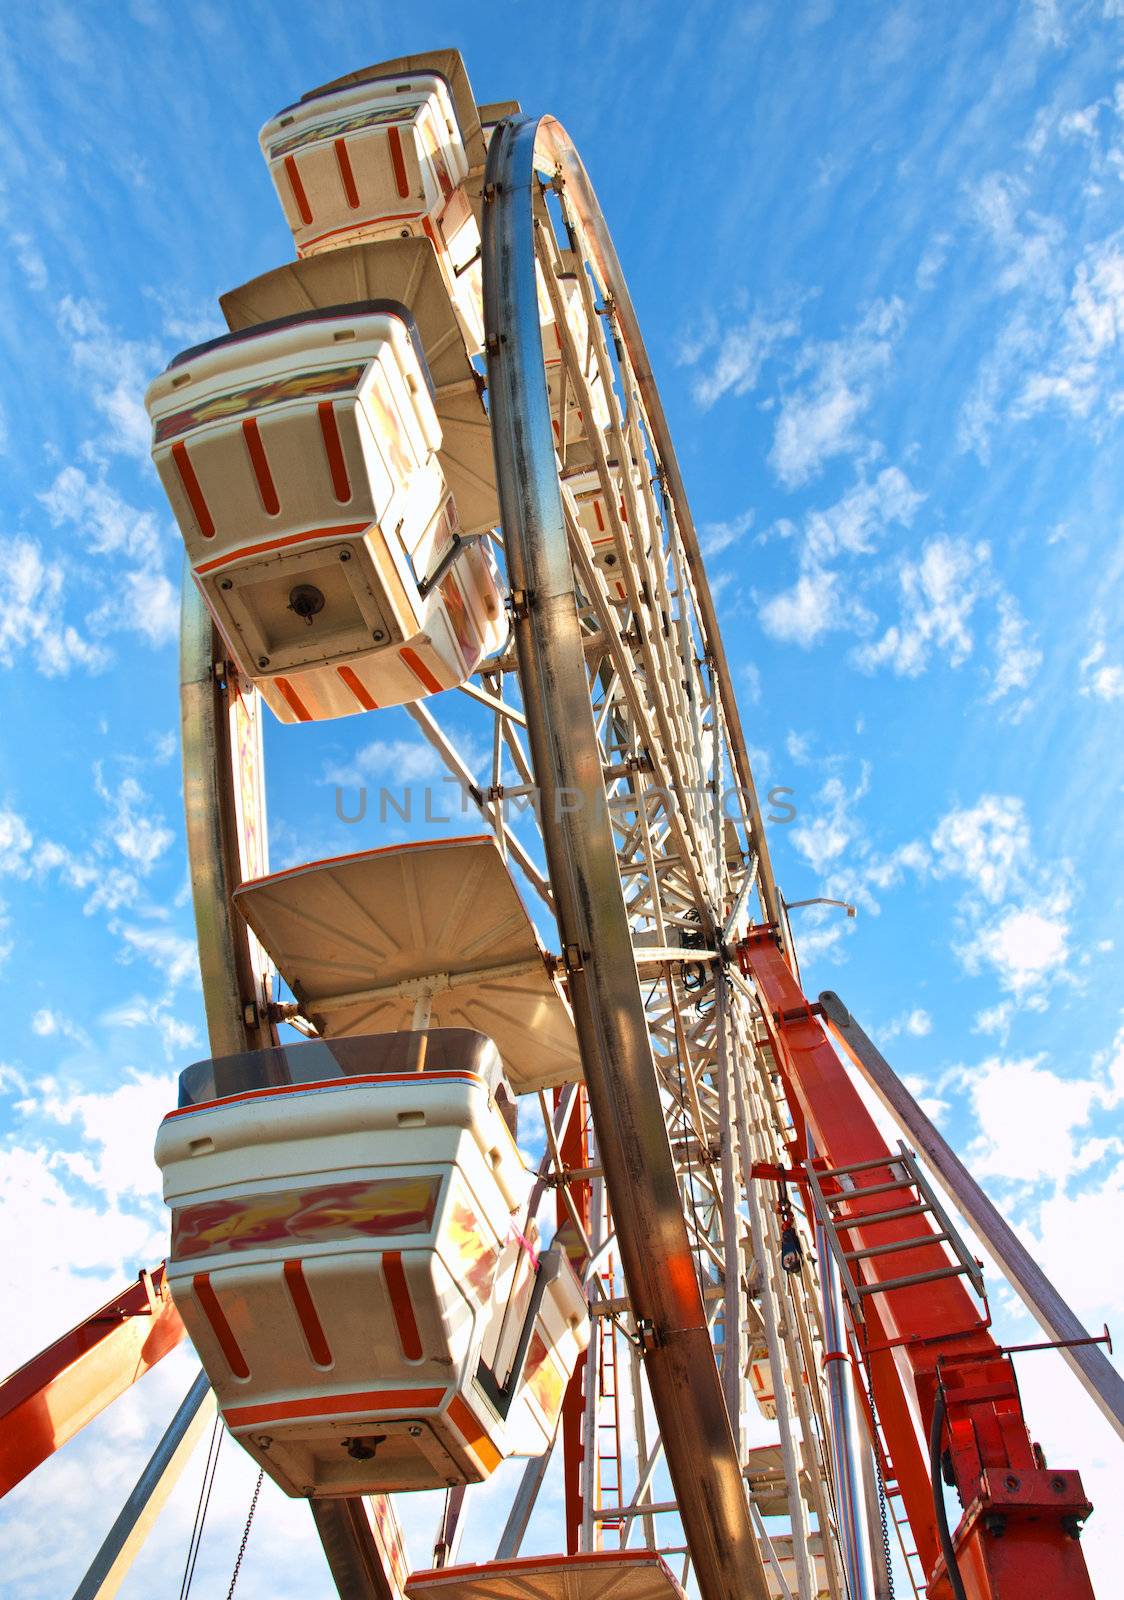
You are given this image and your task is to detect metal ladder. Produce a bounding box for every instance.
[805,1141,985,1319]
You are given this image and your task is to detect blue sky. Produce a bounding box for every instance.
[0,1,1121,1595]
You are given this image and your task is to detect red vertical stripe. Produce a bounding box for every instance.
[399,647,443,696]
[337,665,377,710]
[317,402,351,502]
[284,155,313,224]
[193,1273,249,1378]
[334,138,360,209]
[283,1260,333,1367]
[242,418,280,514]
[171,442,215,538]
[383,1251,423,1360]
[387,126,410,199]
[273,676,313,721]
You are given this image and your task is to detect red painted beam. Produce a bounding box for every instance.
[555,1086,591,1554]
[0,1264,186,1496]
[738,927,1096,1600]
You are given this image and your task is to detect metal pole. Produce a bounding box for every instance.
[808,1128,880,1600]
[715,972,743,1443]
[71,1371,215,1600]
[483,114,770,1600]
[732,1049,816,1600]
[495,1443,555,1559]
[819,990,1124,1445]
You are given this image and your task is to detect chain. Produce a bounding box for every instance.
[874,1451,897,1599]
[224,1468,264,1600]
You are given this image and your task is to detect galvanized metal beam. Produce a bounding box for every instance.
[71,1371,214,1600]
[482,112,769,1600]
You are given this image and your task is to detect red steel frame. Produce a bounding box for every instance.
[0,1264,185,1497]
[556,1085,592,1553]
[738,924,1095,1600]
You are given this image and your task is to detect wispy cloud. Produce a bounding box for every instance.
[681,309,800,408]
[853,537,988,676]
[769,299,905,487]
[0,537,109,678]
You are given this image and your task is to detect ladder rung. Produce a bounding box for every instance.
[834,1201,929,1227]
[825,1178,916,1202]
[844,1232,949,1261]
[857,1263,971,1296]
[818,1155,904,1179]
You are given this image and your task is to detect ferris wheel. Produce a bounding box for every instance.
[4,46,1121,1600]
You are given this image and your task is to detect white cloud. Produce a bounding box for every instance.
[31,1008,89,1046]
[1021,0,1066,46]
[12,232,48,292]
[769,299,905,486]
[90,568,180,647]
[55,297,160,463]
[33,1070,176,1200]
[970,173,1064,296]
[1079,637,1124,702]
[803,466,923,564]
[100,994,200,1058]
[323,736,451,789]
[0,1143,165,1373]
[0,809,34,876]
[966,1055,1098,1183]
[94,771,173,873]
[791,771,868,875]
[973,900,1071,995]
[930,795,1031,904]
[682,311,799,408]
[877,1007,933,1043]
[758,568,846,645]
[0,537,109,678]
[39,465,163,565]
[700,510,754,557]
[1015,233,1124,421]
[113,924,199,989]
[853,537,988,677]
[974,1001,1014,1040]
[988,594,1042,708]
[930,796,1076,1000]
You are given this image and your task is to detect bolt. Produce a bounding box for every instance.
[372,629,385,642]
[408,1425,423,1438]
[254,1435,272,1450]
[1004,1474,1019,1491]
[220,578,233,590]
[338,549,351,562]
[257,657,270,669]
[1052,1475,1067,1492]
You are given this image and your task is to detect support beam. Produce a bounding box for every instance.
[819,988,1124,1447]
[0,1266,185,1497]
[483,114,769,1600]
[71,1370,214,1600]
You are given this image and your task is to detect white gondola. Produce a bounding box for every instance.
[146,304,504,724]
[260,72,484,354]
[405,1552,691,1600]
[538,258,610,457]
[155,1029,588,1499]
[561,457,653,607]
